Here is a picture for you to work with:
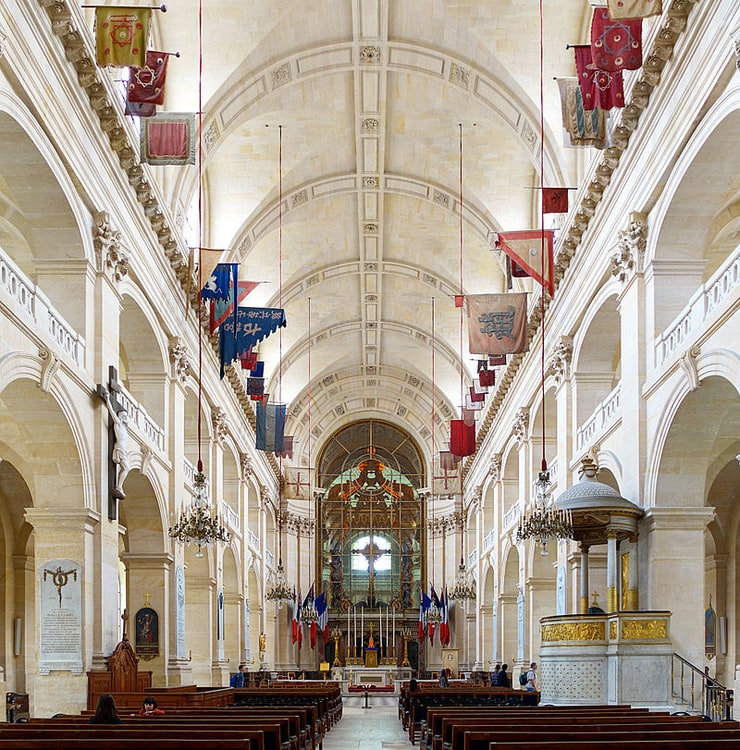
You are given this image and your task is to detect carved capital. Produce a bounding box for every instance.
[489,454,502,481]
[212,407,229,444]
[512,407,530,443]
[240,453,253,480]
[611,212,647,282]
[548,336,573,384]
[168,337,192,383]
[93,210,129,282]
[360,46,381,65]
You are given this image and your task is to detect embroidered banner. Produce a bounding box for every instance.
[450,419,476,458]
[284,466,312,500]
[128,50,169,104]
[219,307,286,378]
[140,112,196,165]
[573,45,624,111]
[591,8,643,71]
[557,77,607,149]
[496,230,555,296]
[95,7,151,67]
[542,187,569,214]
[607,0,662,19]
[467,293,529,356]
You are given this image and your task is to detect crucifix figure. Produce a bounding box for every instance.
[352,537,389,605]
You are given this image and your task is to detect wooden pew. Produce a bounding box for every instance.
[487,740,740,750]
[459,723,740,750]
[0,739,253,750]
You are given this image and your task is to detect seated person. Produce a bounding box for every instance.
[230,662,249,688]
[133,696,165,717]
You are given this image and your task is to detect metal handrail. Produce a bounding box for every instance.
[672,653,734,721]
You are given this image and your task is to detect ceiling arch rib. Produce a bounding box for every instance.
[231,171,503,263]
[173,35,568,221]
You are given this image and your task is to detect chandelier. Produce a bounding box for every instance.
[301,598,318,624]
[516,469,573,556]
[448,556,476,601]
[265,560,293,608]
[168,471,231,558]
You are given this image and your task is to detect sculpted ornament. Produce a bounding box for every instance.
[93,210,129,282]
[489,454,502,481]
[512,408,529,443]
[611,212,647,282]
[212,407,229,444]
[240,453,253,480]
[548,337,573,384]
[168,337,192,383]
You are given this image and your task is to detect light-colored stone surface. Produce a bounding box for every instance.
[324,695,410,750]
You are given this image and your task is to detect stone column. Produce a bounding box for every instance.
[120,552,173,685]
[579,544,590,614]
[24,508,101,716]
[606,532,619,612]
[625,539,639,610]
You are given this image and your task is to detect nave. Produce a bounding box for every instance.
[322,695,409,750]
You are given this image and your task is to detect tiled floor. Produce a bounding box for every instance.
[323,694,412,750]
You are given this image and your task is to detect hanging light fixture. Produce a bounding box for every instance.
[514,17,574,558]
[265,125,293,609]
[169,470,231,558]
[168,6,230,559]
[516,469,573,556]
[449,503,475,601]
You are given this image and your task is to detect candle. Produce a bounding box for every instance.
[392,605,395,656]
[386,605,389,656]
[354,606,357,655]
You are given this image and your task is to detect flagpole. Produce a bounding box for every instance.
[82,3,167,9]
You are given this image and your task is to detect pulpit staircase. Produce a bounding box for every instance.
[671,653,733,721]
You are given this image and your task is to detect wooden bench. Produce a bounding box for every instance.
[459,723,740,750]
[0,739,253,750]
[487,739,740,750]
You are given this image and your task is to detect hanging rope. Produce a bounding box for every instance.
[538,0,548,473]
[196,0,204,473]
[458,123,465,417]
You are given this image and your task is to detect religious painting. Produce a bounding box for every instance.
[705,596,716,660]
[135,606,159,659]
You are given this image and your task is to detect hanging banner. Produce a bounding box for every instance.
[467,293,529,356]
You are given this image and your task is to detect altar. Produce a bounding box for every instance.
[343,665,394,687]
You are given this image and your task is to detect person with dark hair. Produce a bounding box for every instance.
[133,696,165,717]
[230,662,249,688]
[88,694,121,724]
[490,663,502,686]
[498,663,510,688]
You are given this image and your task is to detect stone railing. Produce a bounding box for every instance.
[655,243,740,367]
[0,247,85,367]
[116,383,165,451]
[576,383,622,452]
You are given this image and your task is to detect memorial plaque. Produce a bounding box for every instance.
[39,558,82,673]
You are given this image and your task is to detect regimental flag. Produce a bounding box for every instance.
[255,401,287,453]
[210,280,262,334]
[95,7,151,68]
[125,99,156,118]
[247,377,264,400]
[202,262,237,301]
[140,112,196,165]
[556,77,607,149]
[467,293,529,357]
[291,587,300,644]
[450,418,476,458]
[439,587,450,646]
[489,354,507,367]
[607,0,661,19]
[469,386,485,403]
[275,436,294,459]
[315,591,329,643]
[439,451,460,472]
[591,8,642,72]
[573,45,624,111]
[240,350,258,370]
[496,230,555,297]
[478,368,496,388]
[432,455,461,496]
[219,307,287,378]
[464,392,483,411]
[429,586,441,645]
[542,187,570,214]
[419,591,431,640]
[461,407,478,426]
[128,50,169,105]
[250,360,265,378]
[284,466,312,500]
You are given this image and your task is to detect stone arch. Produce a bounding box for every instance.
[500,544,520,668]
[0,92,92,335]
[222,544,241,670]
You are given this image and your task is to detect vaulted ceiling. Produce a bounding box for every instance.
[152,0,586,470]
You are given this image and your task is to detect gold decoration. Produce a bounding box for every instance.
[621,619,668,640]
[541,621,605,642]
[609,621,617,640]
